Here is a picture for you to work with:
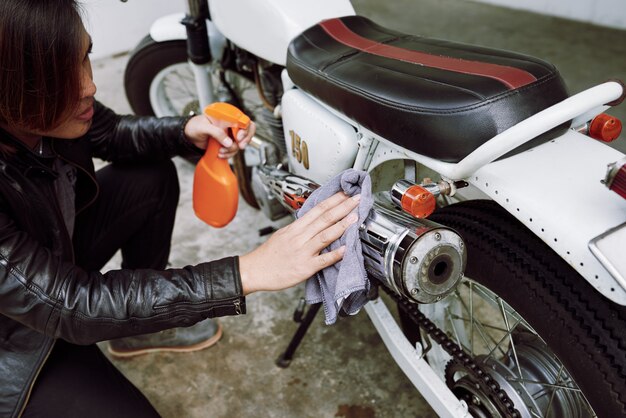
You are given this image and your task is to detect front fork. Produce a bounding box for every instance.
[183,0,216,109]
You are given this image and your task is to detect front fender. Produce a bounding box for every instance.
[148,13,227,63]
[149,13,187,42]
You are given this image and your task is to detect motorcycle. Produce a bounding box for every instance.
[121,0,626,416]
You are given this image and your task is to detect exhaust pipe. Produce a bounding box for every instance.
[256,167,467,304]
[360,203,466,303]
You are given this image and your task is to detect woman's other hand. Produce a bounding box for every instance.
[184,114,255,159]
[238,192,361,295]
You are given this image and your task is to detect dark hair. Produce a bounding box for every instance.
[0,0,84,132]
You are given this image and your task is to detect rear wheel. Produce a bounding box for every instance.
[401,200,626,417]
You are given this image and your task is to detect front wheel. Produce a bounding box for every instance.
[124,37,197,117]
[403,200,626,417]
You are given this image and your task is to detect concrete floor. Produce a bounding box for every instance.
[91,1,626,417]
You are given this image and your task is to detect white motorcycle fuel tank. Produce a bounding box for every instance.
[208,0,355,66]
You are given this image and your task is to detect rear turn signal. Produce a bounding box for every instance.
[391,180,437,218]
[401,185,436,218]
[589,113,622,142]
[604,158,626,199]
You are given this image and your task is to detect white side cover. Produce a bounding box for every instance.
[282,89,359,185]
[209,0,355,66]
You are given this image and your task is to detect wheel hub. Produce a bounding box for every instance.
[445,330,592,418]
[445,363,505,418]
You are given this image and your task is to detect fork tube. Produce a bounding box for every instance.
[184,0,215,108]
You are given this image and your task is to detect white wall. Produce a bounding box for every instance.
[83,0,625,60]
[467,0,626,29]
[81,0,186,60]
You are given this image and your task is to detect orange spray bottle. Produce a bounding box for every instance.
[193,102,251,227]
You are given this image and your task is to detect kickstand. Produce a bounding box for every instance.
[275,299,322,368]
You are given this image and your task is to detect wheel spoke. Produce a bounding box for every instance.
[506,377,581,393]
[498,297,525,382]
[445,306,464,349]
[452,289,508,357]
[447,313,509,334]
[171,70,196,97]
[545,364,565,418]
[469,281,475,356]
[482,316,522,361]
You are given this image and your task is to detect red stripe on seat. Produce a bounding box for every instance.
[320,18,537,90]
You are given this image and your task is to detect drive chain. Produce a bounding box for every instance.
[386,289,522,418]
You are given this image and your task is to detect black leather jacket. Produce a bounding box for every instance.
[0,101,246,418]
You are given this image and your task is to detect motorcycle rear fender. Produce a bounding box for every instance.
[468,130,626,305]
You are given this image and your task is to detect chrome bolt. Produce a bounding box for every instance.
[409,256,418,264]
[434,232,442,241]
[410,288,419,295]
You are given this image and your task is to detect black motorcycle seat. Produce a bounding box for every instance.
[286,16,569,163]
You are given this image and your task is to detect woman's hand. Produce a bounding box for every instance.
[183,114,256,159]
[238,192,361,295]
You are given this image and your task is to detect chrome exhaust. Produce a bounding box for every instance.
[360,202,466,303]
[256,166,467,304]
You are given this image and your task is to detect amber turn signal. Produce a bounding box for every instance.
[605,158,626,200]
[589,113,622,142]
[400,185,437,218]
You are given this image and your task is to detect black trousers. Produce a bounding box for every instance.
[23,160,180,418]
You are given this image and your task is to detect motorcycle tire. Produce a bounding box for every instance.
[404,199,626,418]
[124,36,259,208]
[124,37,191,117]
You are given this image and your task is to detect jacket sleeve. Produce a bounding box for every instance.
[0,209,245,345]
[85,101,203,163]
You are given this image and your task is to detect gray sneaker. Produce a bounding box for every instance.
[107,318,222,358]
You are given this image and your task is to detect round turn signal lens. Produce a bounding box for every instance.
[589,113,622,142]
[400,185,436,218]
[609,164,626,200]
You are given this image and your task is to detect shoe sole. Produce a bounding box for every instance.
[107,323,223,358]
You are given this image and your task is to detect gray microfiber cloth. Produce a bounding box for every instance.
[296,169,373,325]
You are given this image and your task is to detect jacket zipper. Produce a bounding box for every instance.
[50,142,100,216]
[51,143,100,263]
[16,341,55,418]
[233,299,242,315]
[153,298,244,316]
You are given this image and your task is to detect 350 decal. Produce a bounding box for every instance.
[289,130,309,169]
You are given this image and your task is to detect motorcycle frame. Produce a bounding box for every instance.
[150,2,626,416]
